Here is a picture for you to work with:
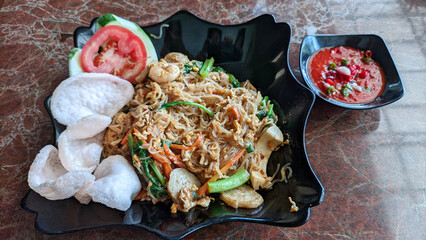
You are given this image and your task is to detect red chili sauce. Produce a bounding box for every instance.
[308,46,385,104]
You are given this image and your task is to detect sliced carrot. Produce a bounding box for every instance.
[120,129,133,145]
[133,128,143,139]
[219,148,246,173]
[170,135,204,150]
[149,149,173,178]
[227,106,240,120]
[132,131,172,178]
[134,190,146,200]
[162,162,172,178]
[164,144,186,168]
[196,148,246,197]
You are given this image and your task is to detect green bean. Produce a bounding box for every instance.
[207,168,250,193]
[245,142,255,153]
[199,57,214,78]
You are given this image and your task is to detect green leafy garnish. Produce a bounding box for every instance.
[160,101,214,117]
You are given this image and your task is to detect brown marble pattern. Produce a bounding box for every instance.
[1,0,425,239]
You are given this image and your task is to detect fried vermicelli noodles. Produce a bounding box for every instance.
[103,53,288,212]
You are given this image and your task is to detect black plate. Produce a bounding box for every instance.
[300,34,405,109]
[22,10,324,239]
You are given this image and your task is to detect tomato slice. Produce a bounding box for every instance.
[81,25,147,82]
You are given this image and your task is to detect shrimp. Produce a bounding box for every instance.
[148,59,180,83]
[164,52,189,65]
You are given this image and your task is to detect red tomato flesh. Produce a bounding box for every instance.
[81,25,147,82]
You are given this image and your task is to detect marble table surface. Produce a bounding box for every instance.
[1,0,425,239]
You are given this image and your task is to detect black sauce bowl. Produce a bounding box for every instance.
[300,34,405,109]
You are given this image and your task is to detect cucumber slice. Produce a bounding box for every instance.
[96,14,158,81]
[68,48,84,76]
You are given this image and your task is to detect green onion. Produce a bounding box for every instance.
[207,168,250,193]
[148,159,166,186]
[245,142,255,153]
[266,104,274,119]
[160,101,214,117]
[341,85,351,97]
[227,73,241,88]
[327,86,336,95]
[260,96,269,107]
[199,57,214,78]
[364,87,371,92]
[161,139,171,148]
[256,110,268,120]
[341,58,349,66]
[128,134,167,198]
[142,158,161,186]
[328,62,337,70]
[362,58,372,63]
[212,66,225,72]
[150,184,168,198]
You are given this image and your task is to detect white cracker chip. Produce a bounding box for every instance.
[58,129,104,173]
[66,114,111,140]
[75,155,141,211]
[51,73,134,126]
[28,145,95,200]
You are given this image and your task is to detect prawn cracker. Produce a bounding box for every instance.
[28,145,95,200]
[51,73,134,126]
[75,155,141,211]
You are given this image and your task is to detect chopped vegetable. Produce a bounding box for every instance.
[245,142,255,153]
[327,86,336,95]
[160,101,214,117]
[227,106,240,120]
[196,148,246,197]
[212,66,225,72]
[170,135,203,150]
[256,110,268,120]
[208,168,250,193]
[161,139,171,148]
[199,57,214,78]
[325,79,335,85]
[365,50,372,58]
[260,96,269,108]
[227,73,241,88]
[183,61,202,74]
[341,58,349,66]
[266,104,274,119]
[128,134,167,198]
[121,129,132,145]
[163,143,186,168]
[148,151,172,178]
[362,57,372,63]
[341,85,351,97]
[328,62,337,70]
[359,71,369,79]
